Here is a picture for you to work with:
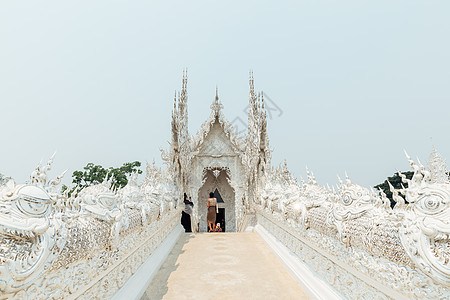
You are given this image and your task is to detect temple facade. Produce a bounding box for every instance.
[161,71,271,232]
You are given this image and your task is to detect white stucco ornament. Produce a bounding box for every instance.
[399,152,450,286]
[256,147,450,299]
[0,153,180,299]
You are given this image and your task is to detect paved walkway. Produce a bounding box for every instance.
[141,232,309,300]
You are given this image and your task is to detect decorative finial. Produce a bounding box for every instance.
[430,137,437,153]
[210,86,223,114]
[428,142,449,184]
[249,70,254,90]
[337,174,343,185]
[181,68,188,93]
[345,171,351,185]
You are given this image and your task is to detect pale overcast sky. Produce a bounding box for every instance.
[1,1,449,188]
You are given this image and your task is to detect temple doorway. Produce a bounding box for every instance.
[206,208,226,232]
[198,167,236,232]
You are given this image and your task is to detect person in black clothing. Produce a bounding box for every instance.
[181,193,194,232]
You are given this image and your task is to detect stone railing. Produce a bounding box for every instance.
[0,159,180,300]
[255,153,450,299]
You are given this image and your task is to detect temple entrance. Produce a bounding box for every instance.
[198,167,236,232]
[206,208,226,232]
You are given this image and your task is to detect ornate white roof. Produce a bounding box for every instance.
[191,88,246,156]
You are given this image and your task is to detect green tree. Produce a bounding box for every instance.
[63,161,142,196]
[374,171,413,208]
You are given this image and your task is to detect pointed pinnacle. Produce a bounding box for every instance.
[404,149,411,159]
[417,157,422,165]
[388,181,395,191]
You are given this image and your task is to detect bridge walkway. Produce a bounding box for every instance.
[141,232,309,300]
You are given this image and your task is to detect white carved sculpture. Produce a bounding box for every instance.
[0,154,180,299]
[399,152,450,287]
[256,148,450,299]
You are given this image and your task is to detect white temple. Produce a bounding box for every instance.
[161,70,270,232]
[0,72,449,299]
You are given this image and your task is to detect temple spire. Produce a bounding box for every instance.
[182,68,188,92]
[170,69,191,190]
[249,70,255,101]
[210,85,223,115]
[245,71,260,184]
[261,91,267,133]
[173,90,177,110]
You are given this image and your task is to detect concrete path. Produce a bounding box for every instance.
[141,232,309,300]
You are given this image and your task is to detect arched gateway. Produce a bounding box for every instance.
[161,72,271,232]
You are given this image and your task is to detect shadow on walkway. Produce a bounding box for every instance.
[141,233,193,300]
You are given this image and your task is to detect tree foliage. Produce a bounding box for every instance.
[62,161,142,195]
[374,171,413,208]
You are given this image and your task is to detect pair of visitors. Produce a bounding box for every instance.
[207,192,218,232]
[181,193,194,232]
